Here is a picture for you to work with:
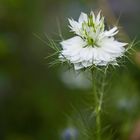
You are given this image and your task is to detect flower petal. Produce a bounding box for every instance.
[60,36,86,50]
[96,11,101,24]
[100,38,127,57]
[74,63,83,70]
[78,12,88,23]
[104,27,118,37]
[68,19,82,35]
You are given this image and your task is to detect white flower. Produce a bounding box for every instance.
[59,11,128,70]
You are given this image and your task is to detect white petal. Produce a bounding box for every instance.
[95,48,110,61]
[78,12,88,23]
[91,48,97,60]
[104,27,118,37]
[79,47,91,61]
[68,19,82,35]
[60,36,85,50]
[87,47,93,61]
[90,11,95,22]
[70,55,81,63]
[74,63,83,70]
[82,61,91,67]
[100,38,127,56]
[69,50,81,63]
[110,61,118,65]
[96,11,101,24]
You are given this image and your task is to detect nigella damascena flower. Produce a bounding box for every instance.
[59,11,128,70]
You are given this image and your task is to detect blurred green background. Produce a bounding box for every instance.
[0,0,140,140]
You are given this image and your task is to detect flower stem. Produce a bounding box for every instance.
[91,69,107,140]
[94,88,101,140]
[96,108,101,140]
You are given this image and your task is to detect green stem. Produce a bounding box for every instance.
[94,91,101,140]
[96,108,101,140]
[91,69,107,140]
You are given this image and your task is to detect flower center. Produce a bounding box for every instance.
[82,26,98,47]
[81,13,104,48]
[87,37,96,46]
